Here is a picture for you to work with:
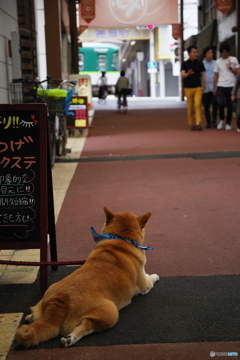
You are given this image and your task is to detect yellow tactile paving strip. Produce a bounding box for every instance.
[0,125,90,360]
[0,314,23,359]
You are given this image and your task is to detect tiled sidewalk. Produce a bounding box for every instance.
[0,129,88,360]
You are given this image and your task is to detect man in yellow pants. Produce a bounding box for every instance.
[181,45,206,131]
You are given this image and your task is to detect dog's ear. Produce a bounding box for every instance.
[103,206,114,223]
[138,212,152,228]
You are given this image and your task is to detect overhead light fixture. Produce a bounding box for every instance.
[130,41,136,45]
[122,58,126,62]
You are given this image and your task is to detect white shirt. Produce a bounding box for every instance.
[214,56,239,87]
[98,76,107,86]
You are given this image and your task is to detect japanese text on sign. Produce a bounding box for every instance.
[0,111,40,240]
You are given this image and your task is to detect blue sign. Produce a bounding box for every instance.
[147,61,157,69]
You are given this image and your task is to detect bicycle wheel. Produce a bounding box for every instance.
[48,115,56,167]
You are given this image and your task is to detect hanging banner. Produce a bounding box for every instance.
[79,0,178,27]
[81,0,95,24]
[216,0,232,15]
[172,24,181,40]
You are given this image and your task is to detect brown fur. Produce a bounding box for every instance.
[15,207,159,347]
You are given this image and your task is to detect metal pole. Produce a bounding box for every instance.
[180,0,184,101]
[138,59,141,94]
[149,30,156,97]
[68,0,79,74]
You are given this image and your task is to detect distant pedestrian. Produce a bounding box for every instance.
[181,45,206,131]
[202,46,218,128]
[115,70,129,107]
[98,72,108,101]
[231,71,240,132]
[213,43,239,130]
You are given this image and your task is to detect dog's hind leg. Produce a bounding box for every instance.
[61,318,95,347]
[61,300,119,347]
[15,293,69,347]
[25,300,44,323]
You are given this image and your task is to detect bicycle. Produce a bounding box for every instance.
[117,88,132,113]
[10,77,76,167]
[37,79,76,162]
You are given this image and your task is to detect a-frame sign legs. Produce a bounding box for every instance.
[40,120,58,294]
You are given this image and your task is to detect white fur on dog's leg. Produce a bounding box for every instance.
[25,314,33,323]
[61,320,95,347]
[150,274,160,283]
[61,335,77,348]
[141,274,160,295]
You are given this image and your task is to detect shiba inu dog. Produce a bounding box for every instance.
[15,207,159,348]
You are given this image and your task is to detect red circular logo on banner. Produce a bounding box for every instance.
[82,4,94,15]
[81,0,95,23]
[109,0,148,25]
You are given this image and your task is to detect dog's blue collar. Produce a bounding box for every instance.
[90,227,153,250]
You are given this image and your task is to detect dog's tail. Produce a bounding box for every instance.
[15,293,69,347]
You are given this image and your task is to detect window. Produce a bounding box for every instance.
[78,54,84,71]
[203,0,216,25]
[98,55,107,71]
[111,52,119,70]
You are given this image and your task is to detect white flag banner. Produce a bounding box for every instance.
[79,0,178,27]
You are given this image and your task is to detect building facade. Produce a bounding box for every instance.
[185,0,238,60]
[0,0,77,104]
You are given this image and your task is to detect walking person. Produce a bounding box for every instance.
[202,46,218,128]
[231,71,240,132]
[97,71,108,102]
[213,43,239,130]
[181,45,206,131]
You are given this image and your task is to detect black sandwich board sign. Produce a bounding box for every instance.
[0,104,57,293]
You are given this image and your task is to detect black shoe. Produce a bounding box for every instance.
[191,125,196,131]
[212,122,217,128]
[196,125,203,131]
[205,124,211,129]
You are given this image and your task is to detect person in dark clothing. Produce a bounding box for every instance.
[181,45,206,131]
[115,70,129,107]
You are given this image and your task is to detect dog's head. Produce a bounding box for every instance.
[101,207,152,245]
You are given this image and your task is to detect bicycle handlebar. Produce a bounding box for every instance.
[12,76,77,88]
[12,77,48,85]
[58,79,77,88]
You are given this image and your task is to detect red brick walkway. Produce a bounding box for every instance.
[7,99,240,360]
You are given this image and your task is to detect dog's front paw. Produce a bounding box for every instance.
[150,274,160,284]
[61,335,76,347]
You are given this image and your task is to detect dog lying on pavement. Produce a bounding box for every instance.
[15,207,159,348]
